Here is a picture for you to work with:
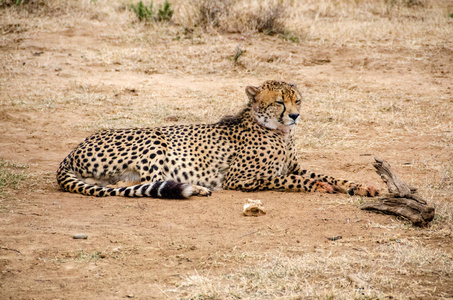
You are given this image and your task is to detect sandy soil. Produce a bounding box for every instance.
[0,3,452,299]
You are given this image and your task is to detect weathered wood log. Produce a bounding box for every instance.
[372,157,415,198]
[360,157,435,226]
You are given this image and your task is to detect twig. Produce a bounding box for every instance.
[0,246,22,255]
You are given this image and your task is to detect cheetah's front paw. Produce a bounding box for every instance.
[349,184,379,197]
[314,182,335,193]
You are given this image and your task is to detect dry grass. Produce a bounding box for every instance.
[1,0,452,77]
[284,0,452,47]
[296,83,453,150]
[170,239,453,299]
[171,0,453,47]
[0,159,28,197]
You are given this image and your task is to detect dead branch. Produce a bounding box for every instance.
[360,157,435,226]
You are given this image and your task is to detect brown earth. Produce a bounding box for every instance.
[0,2,452,299]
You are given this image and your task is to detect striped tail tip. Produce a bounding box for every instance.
[116,180,194,199]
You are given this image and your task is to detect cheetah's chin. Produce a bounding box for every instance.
[276,124,296,134]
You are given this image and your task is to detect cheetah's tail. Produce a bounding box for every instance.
[56,165,193,199]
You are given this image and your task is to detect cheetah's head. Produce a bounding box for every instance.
[246,80,302,133]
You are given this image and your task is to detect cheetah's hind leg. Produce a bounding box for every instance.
[191,185,212,196]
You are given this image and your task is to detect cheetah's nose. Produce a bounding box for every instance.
[289,113,300,121]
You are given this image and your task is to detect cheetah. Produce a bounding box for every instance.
[57,80,378,198]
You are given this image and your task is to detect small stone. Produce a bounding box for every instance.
[73,234,88,239]
[165,115,179,122]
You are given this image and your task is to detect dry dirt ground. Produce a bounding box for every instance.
[0,1,452,299]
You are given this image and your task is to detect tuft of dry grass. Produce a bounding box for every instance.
[0,159,29,211]
[0,159,28,196]
[177,0,289,35]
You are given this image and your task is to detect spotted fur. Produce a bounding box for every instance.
[57,80,378,198]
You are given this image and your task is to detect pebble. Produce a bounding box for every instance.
[73,234,88,239]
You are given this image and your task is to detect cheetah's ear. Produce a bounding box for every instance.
[245,86,259,102]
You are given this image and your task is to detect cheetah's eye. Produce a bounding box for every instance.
[295,99,301,105]
[276,101,284,105]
